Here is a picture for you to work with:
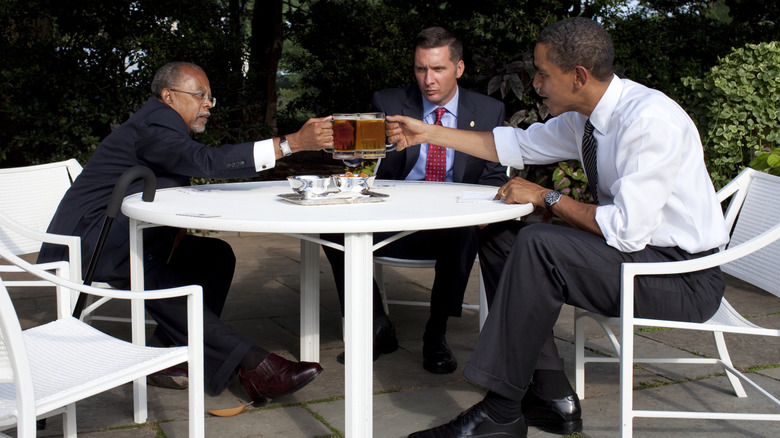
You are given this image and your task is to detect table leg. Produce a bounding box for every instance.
[128,218,147,424]
[344,232,373,438]
[299,237,320,362]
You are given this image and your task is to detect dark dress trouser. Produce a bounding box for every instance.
[102,232,253,394]
[465,221,725,400]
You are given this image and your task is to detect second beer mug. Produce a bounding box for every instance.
[357,112,386,159]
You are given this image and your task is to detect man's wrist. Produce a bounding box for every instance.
[278,135,292,156]
[544,190,563,212]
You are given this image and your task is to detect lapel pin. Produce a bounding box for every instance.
[470,121,475,127]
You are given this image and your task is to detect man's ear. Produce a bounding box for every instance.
[573,66,589,90]
[455,59,465,79]
[574,65,590,88]
[160,89,173,104]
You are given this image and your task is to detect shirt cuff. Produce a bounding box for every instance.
[492,126,526,170]
[254,139,276,172]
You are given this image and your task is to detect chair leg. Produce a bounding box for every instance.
[713,331,747,397]
[374,263,390,315]
[477,267,488,331]
[63,403,77,438]
[574,309,587,399]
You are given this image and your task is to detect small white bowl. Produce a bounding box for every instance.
[287,175,331,199]
[331,174,376,193]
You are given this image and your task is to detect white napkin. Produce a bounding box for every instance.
[457,191,500,203]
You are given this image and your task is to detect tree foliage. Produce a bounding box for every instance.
[1,0,779,178]
[1,0,272,167]
[683,41,780,189]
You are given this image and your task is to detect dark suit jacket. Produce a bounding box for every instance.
[38,97,261,284]
[371,86,508,187]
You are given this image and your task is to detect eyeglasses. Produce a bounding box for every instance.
[169,89,216,107]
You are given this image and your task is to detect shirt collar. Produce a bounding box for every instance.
[422,86,460,123]
[589,74,623,134]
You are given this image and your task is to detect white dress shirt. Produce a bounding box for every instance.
[492,75,729,254]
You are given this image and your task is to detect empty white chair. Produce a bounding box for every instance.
[0,159,85,296]
[0,232,204,437]
[0,159,149,324]
[574,167,780,436]
[373,255,488,330]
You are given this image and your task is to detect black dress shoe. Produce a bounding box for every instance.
[147,365,189,390]
[238,353,323,405]
[337,321,399,364]
[521,389,583,434]
[423,334,457,374]
[408,402,527,437]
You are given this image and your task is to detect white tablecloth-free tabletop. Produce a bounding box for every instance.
[122,179,532,437]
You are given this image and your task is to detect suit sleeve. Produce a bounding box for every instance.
[136,107,261,180]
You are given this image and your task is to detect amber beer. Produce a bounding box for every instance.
[357,112,387,159]
[332,113,359,159]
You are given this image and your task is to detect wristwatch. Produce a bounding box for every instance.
[278,135,292,157]
[544,190,563,212]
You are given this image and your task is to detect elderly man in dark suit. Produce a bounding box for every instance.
[38,61,332,404]
[323,27,508,374]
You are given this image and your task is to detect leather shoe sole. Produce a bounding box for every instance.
[522,390,582,434]
[422,335,457,374]
[408,402,527,437]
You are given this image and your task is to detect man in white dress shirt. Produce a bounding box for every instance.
[388,17,729,438]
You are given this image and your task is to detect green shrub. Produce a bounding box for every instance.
[682,41,780,189]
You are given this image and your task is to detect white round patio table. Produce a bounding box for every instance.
[122,179,532,438]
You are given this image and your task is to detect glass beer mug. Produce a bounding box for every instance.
[331,112,395,160]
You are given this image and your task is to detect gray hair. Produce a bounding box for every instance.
[151,62,205,97]
[537,17,614,82]
[415,26,463,64]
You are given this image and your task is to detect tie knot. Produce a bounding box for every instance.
[434,107,446,125]
[584,119,594,136]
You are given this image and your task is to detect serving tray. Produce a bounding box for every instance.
[277,191,387,205]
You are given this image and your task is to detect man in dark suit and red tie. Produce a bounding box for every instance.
[323,27,508,375]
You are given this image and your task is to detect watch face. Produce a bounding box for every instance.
[545,190,561,208]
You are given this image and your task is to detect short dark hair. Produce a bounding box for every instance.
[151,62,205,97]
[537,17,614,81]
[415,26,463,64]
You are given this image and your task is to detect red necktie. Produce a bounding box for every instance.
[425,107,447,182]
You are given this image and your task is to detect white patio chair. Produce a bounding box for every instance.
[373,255,488,330]
[0,159,149,325]
[0,235,204,437]
[0,159,84,297]
[574,167,780,436]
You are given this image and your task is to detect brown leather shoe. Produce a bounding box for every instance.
[238,353,323,403]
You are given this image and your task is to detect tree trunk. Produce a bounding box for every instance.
[248,0,283,133]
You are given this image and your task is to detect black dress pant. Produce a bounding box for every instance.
[103,232,253,394]
[322,226,479,320]
[465,221,725,400]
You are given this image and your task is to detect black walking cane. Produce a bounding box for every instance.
[72,165,157,319]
